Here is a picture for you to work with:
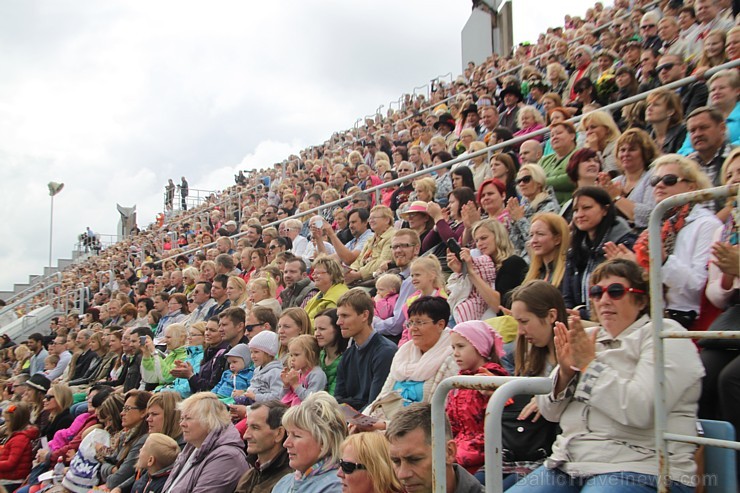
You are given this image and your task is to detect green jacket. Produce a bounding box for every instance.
[538,148,576,204]
[141,346,188,385]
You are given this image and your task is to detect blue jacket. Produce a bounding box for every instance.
[211,366,253,398]
[172,346,204,397]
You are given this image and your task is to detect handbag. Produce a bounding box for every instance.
[500,393,559,465]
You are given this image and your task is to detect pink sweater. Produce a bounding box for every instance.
[48,412,90,451]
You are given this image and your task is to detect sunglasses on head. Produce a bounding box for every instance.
[649,174,691,187]
[339,459,367,475]
[515,175,533,185]
[656,62,675,73]
[589,283,646,300]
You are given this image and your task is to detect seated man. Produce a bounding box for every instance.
[344,206,396,285]
[387,402,484,493]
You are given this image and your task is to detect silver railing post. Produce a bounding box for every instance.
[431,376,552,493]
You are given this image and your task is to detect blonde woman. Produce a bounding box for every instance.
[467,141,492,190]
[524,213,570,289]
[580,110,621,174]
[507,164,560,258]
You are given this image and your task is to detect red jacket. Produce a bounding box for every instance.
[0,426,39,480]
[446,362,508,474]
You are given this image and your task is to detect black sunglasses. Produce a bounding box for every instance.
[649,174,692,187]
[44,395,55,401]
[655,62,675,73]
[515,175,533,185]
[589,283,646,300]
[339,459,367,474]
[244,323,263,333]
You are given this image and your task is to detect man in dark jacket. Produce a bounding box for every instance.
[280,258,318,309]
[235,401,292,493]
[71,329,98,381]
[657,54,708,116]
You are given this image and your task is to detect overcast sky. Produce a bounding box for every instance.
[0,0,602,293]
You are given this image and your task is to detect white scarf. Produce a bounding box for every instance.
[391,329,453,382]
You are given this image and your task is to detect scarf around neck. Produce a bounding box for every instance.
[392,328,453,382]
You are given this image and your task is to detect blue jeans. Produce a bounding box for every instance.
[506,466,695,493]
[70,401,88,417]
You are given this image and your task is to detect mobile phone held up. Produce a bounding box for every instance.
[446,238,462,261]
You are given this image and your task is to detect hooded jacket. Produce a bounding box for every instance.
[172,345,204,397]
[0,426,39,480]
[212,366,254,398]
[162,424,249,493]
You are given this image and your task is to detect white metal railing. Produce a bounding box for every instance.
[430,376,552,493]
[3,272,62,306]
[649,184,740,493]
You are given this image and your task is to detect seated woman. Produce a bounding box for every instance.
[461,179,511,248]
[508,164,560,259]
[423,187,477,264]
[304,256,349,325]
[273,392,347,492]
[580,110,621,175]
[699,148,740,450]
[646,89,686,155]
[398,201,435,251]
[448,219,527,321]
[162,393,249,493]
[247,277,282,318]
[629,155,722,329]
[508,259,704,493]
[314,308,348,395]
[597,128,659,232]
[524,213,570,289]
[277,308,311,365]
[490,152,519,202]
[564,187,636,320]
[451,166,476,191]
[513,105,546,146]
[101,390,151,492]
[367,297,457,415]
[145,391,183,446]
[38,383,74,446]
[466,141,493,190]
[338,432,404,493]
[398,257,448,345]
[560,148,603,222]
[226,276,250,309]
[141,324,189,390]
[0,403,37,491]
[171,322,205,397]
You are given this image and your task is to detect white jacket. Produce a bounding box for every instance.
[537,316,704,486]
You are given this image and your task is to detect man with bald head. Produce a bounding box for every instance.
[519,140,543,164]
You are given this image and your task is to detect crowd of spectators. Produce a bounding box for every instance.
[0,0,739,491]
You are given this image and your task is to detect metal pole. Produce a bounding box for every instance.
[48,195,54,269]
[430,376,552,493]
[648,185,738,493]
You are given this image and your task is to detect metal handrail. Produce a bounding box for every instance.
[648,184,740,493]
[4,272,62,305]
[0,281,61,318]
[149,58,740,267]
[431,376,553,493]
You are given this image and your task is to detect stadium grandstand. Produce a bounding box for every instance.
[0,0,738,491]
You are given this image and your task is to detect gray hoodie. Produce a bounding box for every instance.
[249,359,284,403]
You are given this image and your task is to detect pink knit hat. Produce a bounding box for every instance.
[452,321,505,359]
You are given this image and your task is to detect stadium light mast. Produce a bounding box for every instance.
[47,181,65,269]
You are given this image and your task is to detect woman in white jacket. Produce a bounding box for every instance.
[509,259,704,492]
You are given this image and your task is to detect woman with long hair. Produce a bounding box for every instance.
[508,164,560,258]
[277,308,311,365]
[226,276,250,309]
[313,308,348,396]
[337,432,404,493]
[524,213,570,289]
[564,187,636,320]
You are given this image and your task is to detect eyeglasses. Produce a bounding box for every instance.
[588,283,646,301]
[351,199,362,204]
[405,319,436,329]
[339,459,367,475]
[649,174,692,187]
[640,24,655,29]
[515,175,533,185]
[44,395,55,401]
[655,62,676,73]
[122,405,142,413]
[268,245,278,250]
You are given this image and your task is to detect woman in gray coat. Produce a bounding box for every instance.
[161,392,249,493]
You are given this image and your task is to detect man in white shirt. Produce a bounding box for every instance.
[280,219,314,264]
[46,334,72,381]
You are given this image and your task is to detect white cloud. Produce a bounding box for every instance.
[0,0,598,292]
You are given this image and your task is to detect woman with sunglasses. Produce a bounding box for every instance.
[39,383,74,442]
[273,392,347,493]
[563,187,636,320]
[508,164,560,258]
[509,259,704,493]
[624,155,721,328]
[337,432,403,493]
